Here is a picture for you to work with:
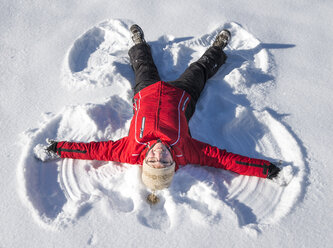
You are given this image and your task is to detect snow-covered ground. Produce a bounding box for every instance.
[1,1,332,247]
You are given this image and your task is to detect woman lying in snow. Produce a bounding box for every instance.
[35,24,281,193]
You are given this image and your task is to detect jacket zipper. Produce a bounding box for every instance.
[236,161,268,175]
[133,98,138,111]
[182,97,189,111]
[58,148,87,156]
[170,91,186,147]
[140,117,146,138]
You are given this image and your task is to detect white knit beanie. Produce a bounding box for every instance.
[141,161,175,190]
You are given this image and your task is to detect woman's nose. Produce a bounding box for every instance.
[153,148,167,157]
[154,149,163,157]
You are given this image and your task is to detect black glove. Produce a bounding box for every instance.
[33,139,60,162]
[46,139,58,153]
[267,163,281,179]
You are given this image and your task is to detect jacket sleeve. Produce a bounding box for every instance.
[189,139,271,178]
[56,137,128,162]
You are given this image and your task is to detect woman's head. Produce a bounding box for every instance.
[144,141,174,168]
[141,140,176,190]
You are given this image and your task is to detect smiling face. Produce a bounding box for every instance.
[144,142,174,168]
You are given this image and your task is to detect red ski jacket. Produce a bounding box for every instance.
[56,81,271,178]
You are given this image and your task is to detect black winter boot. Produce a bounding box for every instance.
[212,29,231,49]
[130,24,146,45]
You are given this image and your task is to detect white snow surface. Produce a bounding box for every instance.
[1,1,332,247]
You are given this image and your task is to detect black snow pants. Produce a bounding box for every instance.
[128,43,227,122]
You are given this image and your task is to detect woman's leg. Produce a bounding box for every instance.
[128,43,161,95]
[168,46,227,121]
